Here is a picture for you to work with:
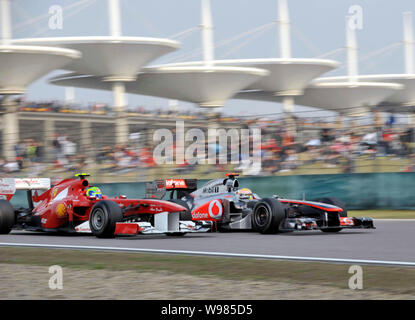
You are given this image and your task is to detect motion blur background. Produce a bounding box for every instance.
[1,0,415,187]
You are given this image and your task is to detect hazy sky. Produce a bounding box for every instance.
[8,0,415,117]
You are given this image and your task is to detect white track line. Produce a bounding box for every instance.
[375,219,415,221]
[1,242,415,267]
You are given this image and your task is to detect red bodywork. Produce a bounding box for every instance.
[30,178,186,230]
[191,199,224,221]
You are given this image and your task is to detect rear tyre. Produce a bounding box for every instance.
[317,197,347,233]
[168,199,192,220]
[252,198,285,234]
[89,201,123,238]
[0,200,15,234]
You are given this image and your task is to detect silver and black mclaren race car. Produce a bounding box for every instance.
[145,174,375,234]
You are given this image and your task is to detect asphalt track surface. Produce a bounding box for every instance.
[0,220,414,266]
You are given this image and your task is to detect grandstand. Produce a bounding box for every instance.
[1,0,415,183]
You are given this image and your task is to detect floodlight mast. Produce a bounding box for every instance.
[201,0,224,116]
[0,0,12,45]
[107,0,130,144]
[346,15,359,82]
[278,0,291,59]
[277,0,294,114]
[403,12,414,74]
[201,0,214,67]
[108,0,122,37]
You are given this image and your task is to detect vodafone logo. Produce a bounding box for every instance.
[192,212,209,219]
[208,200,223,219]
[191,200,223,220]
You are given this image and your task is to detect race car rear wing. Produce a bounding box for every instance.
[0,178,51,200]
[145,179,198,199]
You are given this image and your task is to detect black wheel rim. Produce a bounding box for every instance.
[254,204,269,227]
[92,208,106,231]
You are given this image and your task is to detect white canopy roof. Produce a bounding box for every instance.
[313,75,415,112]
[148,58,340,95]
[50,65,269,108]
[235,80,404,115]
[0,45,80,95]
[12,36,180,81]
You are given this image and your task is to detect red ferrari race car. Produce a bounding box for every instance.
[145,174,375,234]
[0,174,210,238]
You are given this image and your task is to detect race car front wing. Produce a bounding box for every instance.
[75,220,211,236]
[282,216,375,231]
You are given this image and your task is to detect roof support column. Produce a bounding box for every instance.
[112,82,129,145]
[2,97,19,161]
[283,96,296,137]
[336,115,345,130]
[403,12,414,74]
[80,121,92,155]
[0,0,11,45]
[282,96,294,113]
[65,87,75,104]
[43,119,55,162]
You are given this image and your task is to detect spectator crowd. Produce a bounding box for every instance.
[2,99,415,180]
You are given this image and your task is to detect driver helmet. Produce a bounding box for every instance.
[86,187,103,199]
[237,188,253,200]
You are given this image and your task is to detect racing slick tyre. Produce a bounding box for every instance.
[89,201,123,238]
[168,199,192,220]
[252,198,285,234]
[0,200,15,234]
[317,197,347,233]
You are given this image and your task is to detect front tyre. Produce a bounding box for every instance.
[89,201,123,238]
[0,200,15,234]
[252,198,285,234]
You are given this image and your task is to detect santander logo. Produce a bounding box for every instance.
[165,179,187,189]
